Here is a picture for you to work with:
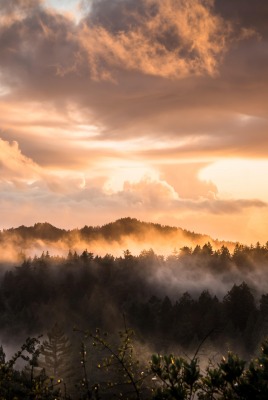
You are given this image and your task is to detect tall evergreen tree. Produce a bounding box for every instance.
[39,324,73,386]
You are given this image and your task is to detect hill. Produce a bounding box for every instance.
[0,217,234,262]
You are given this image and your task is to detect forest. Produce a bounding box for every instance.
[1,239,268,398]
[0,218,227,263]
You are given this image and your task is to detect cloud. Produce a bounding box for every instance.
[0,138,265,215]
[0,0,265,152]
[180,198,267,214]
[77,0,232,80]
[121,177,179,206]
[158,162,218,200]
[62,173,267,218]
[0,0,238,88]
[0,5,79,94]
[0,137,89,194]
[0,138,42,183]
[215,0,268,34]
[0,0,268,245]
[0,0,42,17]
[0,137,267,246]
[121,178,267,214]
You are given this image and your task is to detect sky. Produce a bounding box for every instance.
[0,0,268,244]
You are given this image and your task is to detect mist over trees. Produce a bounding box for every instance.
[1,242,268,354]
[0,218,228,263]
[1,218,206,244]
[1,220,268,398]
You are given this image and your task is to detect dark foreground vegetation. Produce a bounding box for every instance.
[1,241,268,398]
[2,325,268,399]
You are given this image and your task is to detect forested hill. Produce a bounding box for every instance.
[0,217,211,242]
[0,217,232,260]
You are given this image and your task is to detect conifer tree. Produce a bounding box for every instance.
[39,324,73,386]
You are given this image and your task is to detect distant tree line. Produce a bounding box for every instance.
[0,218,203,244]
[1,243,268,356]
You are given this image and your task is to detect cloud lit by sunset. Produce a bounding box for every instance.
[0,0,268,244]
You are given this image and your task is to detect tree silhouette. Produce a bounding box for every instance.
[223,282,256,331]
[39,324,73,387]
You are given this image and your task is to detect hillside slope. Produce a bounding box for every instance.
[0,217,234,261]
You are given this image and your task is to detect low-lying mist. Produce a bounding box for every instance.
[0,217,233,263]
[1,217,268,375]
[0,217,266,298]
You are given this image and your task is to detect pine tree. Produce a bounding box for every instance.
[39,324,73,386]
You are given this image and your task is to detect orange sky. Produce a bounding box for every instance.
[0,0,268,244]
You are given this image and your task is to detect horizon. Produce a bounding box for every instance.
[1,0,268,245]
[1,216,263,249]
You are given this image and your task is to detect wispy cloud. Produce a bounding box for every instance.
[77,0,233,80]
[0,139,266,221]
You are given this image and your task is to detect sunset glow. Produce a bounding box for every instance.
[0,0,268,244]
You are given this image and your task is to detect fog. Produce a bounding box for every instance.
[0,218,267,300]
[0,217,232,259]
[0,218,267,388]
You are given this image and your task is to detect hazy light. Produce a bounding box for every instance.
[44,0,82,22]
[45,0,79,11]
[0,86,10,97]
[0,75,10,97]
[103,161,158,192]
[199,159,268,201]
